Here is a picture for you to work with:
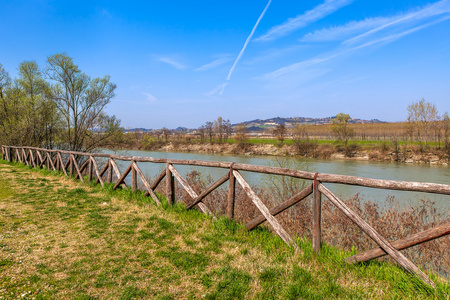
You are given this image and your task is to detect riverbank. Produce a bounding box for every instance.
[110,141,449,166]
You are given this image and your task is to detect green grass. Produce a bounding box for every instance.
[0,158,448,299]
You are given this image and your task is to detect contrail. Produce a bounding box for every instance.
[220,0,272,95]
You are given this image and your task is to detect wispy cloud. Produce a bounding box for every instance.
[301,17,390,42]
[142,92,158,104]
[194,57,231,72]
[349,15,450,50]
[262,0,450,84]
[344,0,450,45]
[220,0,271,95]
[255,0,354,42]
[206,82,228,97]
[158,57,187,70]
[264,14,450,81]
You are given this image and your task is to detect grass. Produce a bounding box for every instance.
[0,158,448,299]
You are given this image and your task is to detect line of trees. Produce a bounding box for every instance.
[197,117,232,143]
[0,54,121,152]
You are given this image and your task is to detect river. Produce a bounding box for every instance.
[100,149,449,211]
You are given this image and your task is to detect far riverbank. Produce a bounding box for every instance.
[108,141,449,166]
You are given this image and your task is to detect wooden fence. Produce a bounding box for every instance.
[2,145,449,287]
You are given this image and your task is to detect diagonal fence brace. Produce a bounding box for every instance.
[318,183,435,287]
[233,170,301,252]
[168,164,216,219]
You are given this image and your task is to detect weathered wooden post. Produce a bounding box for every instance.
[131,160,137,191]
[312,173,322,254]
[227,163,236,219]
[69,156,74,177]
[88,156,93,182]
[55,152,60,171]
[46,151,50,170]
[166,162,175,205]
[107,160,113,184]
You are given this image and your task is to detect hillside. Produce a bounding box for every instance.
[0,160,448,299]
[236,116,384,132]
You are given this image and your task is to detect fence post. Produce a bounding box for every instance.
[312,173,322,254]
[55,152,60,171]
[166,162,175,205]
[106,160,112,184]
[132,160,137,191]
[69,156,74,177]
[88,157,93,182]
[46,151,50,170]
[227,165,236,219]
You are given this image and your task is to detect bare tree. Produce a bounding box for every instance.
[223,119,232,141]
[197,125,206,142]
[161,127,170,142]
[213,116,224,143]
[407,99,439,148]
[443,112,450,154]
[205,121,213,143]
[234,123,248,144]
[273,124,287,143]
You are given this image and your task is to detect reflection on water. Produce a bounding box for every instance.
[99,148,449,211]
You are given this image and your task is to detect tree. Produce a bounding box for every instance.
[273,124,287,143]
[0,63,10,100]
[205,121,213,143]
[443,112,450,154]
[407,99,439,148]
[292,124,309,141]
[17,61,58,148]
[197,125,206,142]
[223,119,232,141]
[234,123,248,144]
[0,61,60,148]
[213,117,224,143]
[46,53,120,152]
[161,127,170,142]
[331,113,353,145]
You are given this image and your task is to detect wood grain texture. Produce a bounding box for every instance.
[318,183,434,287]
[347,222,450,264]
[234,170,300,252]
[169,164,215,218]
[245,184,313,231]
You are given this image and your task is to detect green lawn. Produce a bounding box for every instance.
[0,159,448,299]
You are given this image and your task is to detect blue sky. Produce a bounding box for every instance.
[1,0,449,129]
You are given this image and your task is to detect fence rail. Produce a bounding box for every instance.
[2,145,449,287]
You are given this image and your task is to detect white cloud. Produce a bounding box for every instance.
[255,0,354,42]
[206,82,228,97]
[349,15,450,50]
[220,0,272,95]
[262,0,450,85]
[264,14,450,81]
[301,17,390,42]
[194,57,231,71]
[226,0,272,81]
[344,0,450,45]
[158,57,187,70]
[142,92,157,104]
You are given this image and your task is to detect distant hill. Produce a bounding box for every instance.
[235,116,384,132]
[123,116,384,133]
